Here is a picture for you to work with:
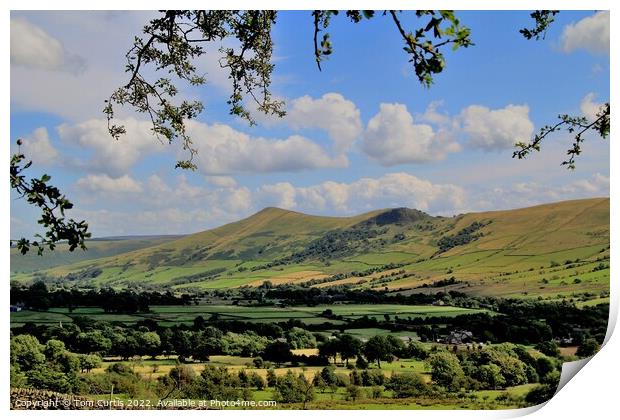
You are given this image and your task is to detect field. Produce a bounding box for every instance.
[10,303,488,328]
[79,353,537,410]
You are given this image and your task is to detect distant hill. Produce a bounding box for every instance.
[11,235,184,274]
[11,198,609,298]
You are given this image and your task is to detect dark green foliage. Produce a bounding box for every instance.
[266,368,277,387]
[437,222,486,253]
[386,372,429,398]
[273,370,315,407]
[535,341,561,357]
[576,338,600,357]
[344,384,362,401]
[10,334,83,394]
[262,341,293,366]
[426,351,465,391]
[362,335,405,368]
[194,365,242,400]
[10,151,90,255]
[520,11,559,40]
[361,208,430,226]
[285,327,317,349]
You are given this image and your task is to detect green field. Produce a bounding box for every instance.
[10,303,488,327]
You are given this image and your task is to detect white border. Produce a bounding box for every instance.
[2,1,616,419]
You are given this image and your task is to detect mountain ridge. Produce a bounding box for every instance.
[11,197,609,298]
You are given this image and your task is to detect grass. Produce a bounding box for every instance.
[11,303,484,327]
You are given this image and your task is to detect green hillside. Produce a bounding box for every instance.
[12,198,609,298]
[10,235,184,274]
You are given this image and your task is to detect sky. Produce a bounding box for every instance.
[9,10,610,239]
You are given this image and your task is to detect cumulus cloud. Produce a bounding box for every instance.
[362,103,461,166]
[71,174,254,236]
[258,172,466,215]
[57,118,167,176]
[560,11,610,55]
[187,121,346,175]
[286,93,363,154]
[580,92,607,121]
[459,104,534,150]
[19,127,58,165]
[11,17,85,74]
[75,174,143,194]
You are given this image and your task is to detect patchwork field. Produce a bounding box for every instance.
[10,304,487,328]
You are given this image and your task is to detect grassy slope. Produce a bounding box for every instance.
[10,235,184,275]
[12,198,609,298]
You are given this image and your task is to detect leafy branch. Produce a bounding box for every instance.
[10,145,91,255]
[515,10,610,169]
[107,10,473,158]
[104,10,284,170]
[520,10,559,40]
[513,103,610,169]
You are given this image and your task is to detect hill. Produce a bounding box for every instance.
[10,235,184,274]
[11,198,609,298]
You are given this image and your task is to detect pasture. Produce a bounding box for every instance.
[10,303,488,327]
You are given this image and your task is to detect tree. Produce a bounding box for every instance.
[10,149,90,255]
[426,351,465,391]
[138,331,162,359]
[344,384,362,401]
[318,338,339,364]
[362,335,403,368]
[105,10,473,170]
[262,341,293,366]
[10,335,45,371]
[285,327,317,349]
[535,341,561,358]
[576,338,600,358]
[78,354,102,373]
[337,334,362,365]
[385,372,429,398]
[266,368,277,387]
[477,363,505,390]
[194,365,241,400]
[273,370,315,409]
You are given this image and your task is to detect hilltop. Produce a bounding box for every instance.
[11,198,609,298]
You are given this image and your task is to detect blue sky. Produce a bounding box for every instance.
[10,10,610,238]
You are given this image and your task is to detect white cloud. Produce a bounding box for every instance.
[19,127,58,165]
[75,174,143,194]
[580,93,606,121]
[10,12,151,120]
[10,17,85,74]
[205,176,238,188]
[257,183,298,209]
[187,121,346,175]
[286,93,363,154]
[560,11,610,55]
[69,174,254,236]
[362,103,461,166]
[460,104,534,151]
[57,118,167,176]
[258,172,466,216]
